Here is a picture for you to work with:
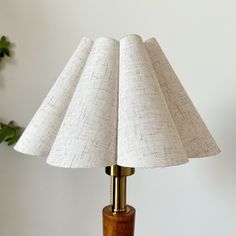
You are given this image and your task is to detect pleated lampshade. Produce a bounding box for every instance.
[14,34,220,168]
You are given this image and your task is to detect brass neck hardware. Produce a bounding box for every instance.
[105,165,135,213]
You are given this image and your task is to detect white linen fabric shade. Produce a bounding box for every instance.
[14,34,220,168]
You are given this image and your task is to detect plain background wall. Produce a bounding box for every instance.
[0,0,235,235]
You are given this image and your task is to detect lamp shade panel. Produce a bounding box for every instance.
[145,38,221,158]
[118,35,188,167]
[14,37,93,156]
[47,37,119,168]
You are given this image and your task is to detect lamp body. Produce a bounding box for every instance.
[13,34,221,236]
[103,205,135,236]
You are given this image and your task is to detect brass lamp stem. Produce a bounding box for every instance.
[105,165,135,213]
[112,176,126,212]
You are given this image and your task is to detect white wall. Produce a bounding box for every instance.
[0,0,235,235]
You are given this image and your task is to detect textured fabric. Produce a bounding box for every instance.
[47,38,119,168]
[14,37,93,156]
[144,38,221,158]
[118,35,188,167]
[14,34,220,168]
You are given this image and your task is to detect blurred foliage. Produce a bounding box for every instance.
[0,36,11,61]
[0,35,23,146]
[0,121,23,145]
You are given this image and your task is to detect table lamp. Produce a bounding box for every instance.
[14,34,220,236]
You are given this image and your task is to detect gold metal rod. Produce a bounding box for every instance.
[112,176,127,212]
[106,165,135,213]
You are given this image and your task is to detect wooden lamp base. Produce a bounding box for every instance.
[103,205,135,236]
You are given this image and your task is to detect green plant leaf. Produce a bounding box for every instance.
[0,122,8,129]
[0,36,22,147]
[7,134,21,145]
[0,128,13,143]
[0,35,11,59]
[0,129,7,143]
[0,121,23,146]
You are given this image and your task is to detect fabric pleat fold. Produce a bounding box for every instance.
[144,38,220,158]
[14,37,93,156]
[47,37,119,168]
[118,35,188,167]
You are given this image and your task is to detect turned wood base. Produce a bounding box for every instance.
[103,205,135,236]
